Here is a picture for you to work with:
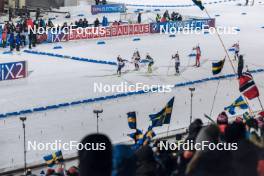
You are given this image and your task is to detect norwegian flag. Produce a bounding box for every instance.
[239,72,259,100]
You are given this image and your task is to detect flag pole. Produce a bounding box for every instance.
[203,8,254,115]
[209,79,221,117]
[210,57,226,117]
[257,97,264,111]
[166,124,170,137]
[167,59,172,76]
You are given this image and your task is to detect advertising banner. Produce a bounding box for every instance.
[91,4,126,15]
[67,24,150,41]
[0,61,27,81]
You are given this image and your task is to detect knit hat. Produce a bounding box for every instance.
[217,112,228,125]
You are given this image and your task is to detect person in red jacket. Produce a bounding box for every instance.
[160,16,167,23]
[1,30,7,48]
[26,18,34,30]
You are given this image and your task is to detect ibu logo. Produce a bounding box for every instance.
[0,61,27,81]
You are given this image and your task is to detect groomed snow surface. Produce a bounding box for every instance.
[1,0,264,172]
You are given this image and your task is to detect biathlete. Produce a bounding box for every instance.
[193,44,201,67]
[145,53,154,73]
[117,55,126,76]
[172,51,180,75]
[132,49,141,71]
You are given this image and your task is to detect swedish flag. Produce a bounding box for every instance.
[143,127,156,145]
[242,112,252,120]
[129,129,144,145]
[145,128,156,139]
[212,59,225,75]
[192,0,205,10]
[149,97,174,127]
[224,96,249,115]
[43,150,64,167]
[127,111,137,129]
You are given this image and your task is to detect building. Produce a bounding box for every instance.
[5,0,78,9]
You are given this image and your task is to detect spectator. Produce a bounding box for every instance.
[163,10,170,21]
[102,16,109,27]
[156,14,161,23]
[66,166,79,176]
[78,19,84,28]
[15,33,21,51]
[216,111,229,138]
[137,13,142,24]
[94,18,100,27]
[112,145,136,176]
[26,18,34,30]
[8,32,15,51]
[78,133,112,176]
[47,19,54,28]
[83,18,89,28]
[186,125,233,176]
[226,122,259,176]
[160,16,167,23]
[2,30,7,48]
[135,145,162,176]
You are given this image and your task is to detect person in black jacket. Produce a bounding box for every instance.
[94,18,100,27]
[137,13,142,24]
[79,133,112,176]
[237,55,244,78]
[135,145,162,176]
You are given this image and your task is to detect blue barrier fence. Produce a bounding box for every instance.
[23,50,117,66]
[126,0,239,8]
[0,68,263,119]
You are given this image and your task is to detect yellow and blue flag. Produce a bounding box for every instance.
[43,150,64,167]
[242,112,252,121]
[143,127,156,145]
[192,0,205,10]
[127,111,137,129]
[129,129,144,145]
[149,97,174,127]
[224,96,249,115]
[212,59,225,75]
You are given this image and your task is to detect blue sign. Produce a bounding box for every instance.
[0,61,27,81]
[150,18,215,33]
[91,4,126,15]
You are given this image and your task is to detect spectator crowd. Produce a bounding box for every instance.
[156,10,183,23]
[24,111,264,176]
